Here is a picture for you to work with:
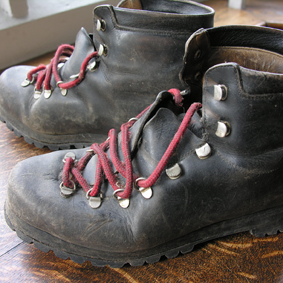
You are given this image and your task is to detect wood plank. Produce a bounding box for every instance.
[205,0,283,26]
[122,232,283,282]
[1,228,283,282]
[246,0,283,23]
[0,244,128,282]
[0,123,50,257]
[228,0,247,10]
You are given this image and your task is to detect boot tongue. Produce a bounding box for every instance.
[83,91,203,185]
[83,91,177,185]
[60,28,95,80]
[128,91,184,152]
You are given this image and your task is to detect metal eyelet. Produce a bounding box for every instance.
[195,143,211,160]
[165,163,182,180]
[128,117,138,123]
[96,19,106,31]
[33,88,42,100]
[134,177,153,199]
[97,44,108,57]
[55,80,67,96]
[21,79,30,87]
[180,89,190,96]
[113,189,130,208]
[69,73,79,79]
[214,84,228,101]
[60,89,67,96]
[215,121,231,138]
[60,181,76,198]
[194,71,202,82]
[86,190,103,209]
[57,62,65,71]
[62,152,76,163]
[194,49,202,60]
[56,80,63,87]
[44,89,52,99]
[21,76,35,87]
[87,61,98,72]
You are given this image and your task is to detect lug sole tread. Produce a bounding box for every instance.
[5,202,283,268]
[0,112,103,150]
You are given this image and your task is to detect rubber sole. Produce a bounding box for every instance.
[0,109,106,150]
[4,200,283,268]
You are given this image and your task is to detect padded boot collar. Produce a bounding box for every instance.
[180,25,283,87]
[118,0,143,10]
[93,1,214,33]
[207,25,283,54]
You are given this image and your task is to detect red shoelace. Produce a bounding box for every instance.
[24,44,98,94]
[61,89,202,202]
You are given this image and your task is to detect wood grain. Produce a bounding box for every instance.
[1,0,283,281]
[206,0,283,26]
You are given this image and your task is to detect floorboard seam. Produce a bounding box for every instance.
[0,241,24,258]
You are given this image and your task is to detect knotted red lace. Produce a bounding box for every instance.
[62,89,202,200]
[26,44,98,92]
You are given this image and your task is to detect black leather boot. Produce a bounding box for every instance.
[6,25,283,268]
[0,0,214,150]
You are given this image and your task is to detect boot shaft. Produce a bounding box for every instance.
[92,0,214,87]
[182,26,283,160]
[0,0,214,149]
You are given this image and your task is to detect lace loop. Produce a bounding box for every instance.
[61,89,201,207]
[23,44,99,98]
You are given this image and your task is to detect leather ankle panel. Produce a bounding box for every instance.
[203,63,283,164]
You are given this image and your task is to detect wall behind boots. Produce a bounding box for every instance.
[0,0,238,70]
[0,0,119,70]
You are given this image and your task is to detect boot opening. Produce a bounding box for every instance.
[118,0,212,15]
[181,27,283,89]
[118,0,142,10]
[206,46,283,74]
[142,0,213,15]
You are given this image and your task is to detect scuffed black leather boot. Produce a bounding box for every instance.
[0,0,214,150]
[6,25,283,268]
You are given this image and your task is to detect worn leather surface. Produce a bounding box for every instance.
[7,25,283,265]
[0,0,214,148]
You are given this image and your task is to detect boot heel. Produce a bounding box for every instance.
[250,227,282,238]
[249,205,283,237]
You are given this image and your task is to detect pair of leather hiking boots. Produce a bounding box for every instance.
[3,0,283,268]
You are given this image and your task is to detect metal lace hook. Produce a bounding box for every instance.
[113,188,130,208]
[21,76,35,87]
[134,177,153,199]
[86,189,103,209]
[60,180,76,198]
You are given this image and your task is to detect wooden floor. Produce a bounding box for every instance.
[1,0,283,281]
